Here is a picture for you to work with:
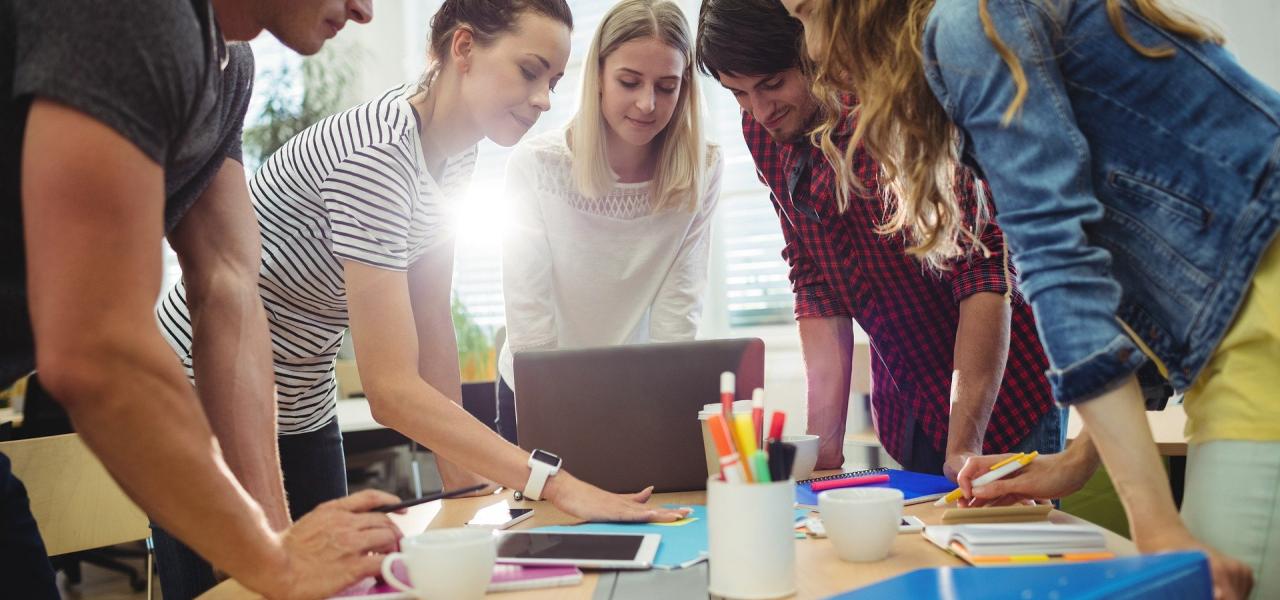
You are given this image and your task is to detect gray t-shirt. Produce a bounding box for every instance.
[0,0,254,388]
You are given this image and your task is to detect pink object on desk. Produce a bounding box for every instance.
[810,473,891,492]
[333,562,583,598]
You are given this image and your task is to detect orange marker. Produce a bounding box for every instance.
[707,413,746,483]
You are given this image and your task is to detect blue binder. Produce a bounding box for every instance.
[795,468,955,507]
[825,551,1211,599]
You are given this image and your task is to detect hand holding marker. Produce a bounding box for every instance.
[709,372,795,483]
[935,452,1040,506]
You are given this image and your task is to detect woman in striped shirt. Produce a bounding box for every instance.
[155,1,689,592]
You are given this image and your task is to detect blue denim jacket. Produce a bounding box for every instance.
[923,0,1280,403]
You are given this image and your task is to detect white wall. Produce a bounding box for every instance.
[1179,0,1280,89]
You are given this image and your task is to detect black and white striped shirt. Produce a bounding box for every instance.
[157,83,476,434]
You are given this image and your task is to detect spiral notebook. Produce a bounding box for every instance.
[794,468,954,508]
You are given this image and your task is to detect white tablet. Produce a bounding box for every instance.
[494,531,661,570]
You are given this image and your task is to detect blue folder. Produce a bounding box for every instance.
[825,551,1211,599]
[530,505,809,569]
[795,468,955,507]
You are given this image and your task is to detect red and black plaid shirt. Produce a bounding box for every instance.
[742,111,1054,462]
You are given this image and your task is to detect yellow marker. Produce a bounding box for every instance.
[731,414,759,482]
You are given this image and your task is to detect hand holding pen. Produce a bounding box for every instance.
[936,452,1040,506]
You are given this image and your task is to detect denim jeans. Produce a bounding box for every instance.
[900,405,1067,476]
[153,418,348,600]
[0,451,59,599]
[496,376,518,445]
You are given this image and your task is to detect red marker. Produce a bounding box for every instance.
[719,371,735,421]
[751,388,765,449]
[767,410,786,443]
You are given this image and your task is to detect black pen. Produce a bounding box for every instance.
[371,483,490,513]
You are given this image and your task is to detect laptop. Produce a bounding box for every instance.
[512,338,765,493]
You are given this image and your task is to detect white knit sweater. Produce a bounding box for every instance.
[498,127,723,384]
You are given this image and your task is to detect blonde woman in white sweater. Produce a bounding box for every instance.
[498,0,723,440]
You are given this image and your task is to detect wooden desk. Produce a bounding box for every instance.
[199,475,1136,600]
[1067,405,1189,457]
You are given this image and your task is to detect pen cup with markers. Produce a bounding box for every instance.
[699,401,753,478]
[706,477,796,599]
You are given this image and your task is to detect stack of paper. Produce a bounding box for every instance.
[923,523,1113,565]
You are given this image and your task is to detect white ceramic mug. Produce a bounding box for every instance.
[783,434,820,480]
[381,528,496,600]
[818,487,903,562]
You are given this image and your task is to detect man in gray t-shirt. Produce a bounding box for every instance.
[1,1,396,598]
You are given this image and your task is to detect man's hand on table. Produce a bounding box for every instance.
[251,490,405,600]
[943,450,976,483]
[544,473,691,523]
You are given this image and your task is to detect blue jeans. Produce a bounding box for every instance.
[0,451,59,599]
[153,418,348,600]
[496,376,518,445]
[900,405,1067,475]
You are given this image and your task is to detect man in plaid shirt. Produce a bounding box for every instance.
[696,0,1063,480]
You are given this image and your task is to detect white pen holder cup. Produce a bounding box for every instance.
[706,478,796,599]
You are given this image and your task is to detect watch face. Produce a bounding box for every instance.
[531,449,561,466]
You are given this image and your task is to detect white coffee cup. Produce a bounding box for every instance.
[381,528,496,600]
[783,434,820,480]
[818,488,903,562]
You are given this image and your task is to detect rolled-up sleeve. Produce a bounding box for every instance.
[923,0,1145,403]
[949,175,1018,304]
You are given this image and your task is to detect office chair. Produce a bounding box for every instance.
[1,433,154,598]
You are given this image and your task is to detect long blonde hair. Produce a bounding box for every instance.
[570,0,705,212]
[809,0,1221,269]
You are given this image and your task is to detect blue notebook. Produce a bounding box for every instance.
[795,468,954,508]
[825,551,1210,599]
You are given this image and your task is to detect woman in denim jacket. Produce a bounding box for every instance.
[782,0,1279,598]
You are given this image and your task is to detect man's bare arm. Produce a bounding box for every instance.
[168,159,289,530]
[798,316,855,470]
[22,99,398,598]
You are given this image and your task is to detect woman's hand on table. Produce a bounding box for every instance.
[955,448,1094,507]
[255,489,405,600]
[545,473,692,523]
